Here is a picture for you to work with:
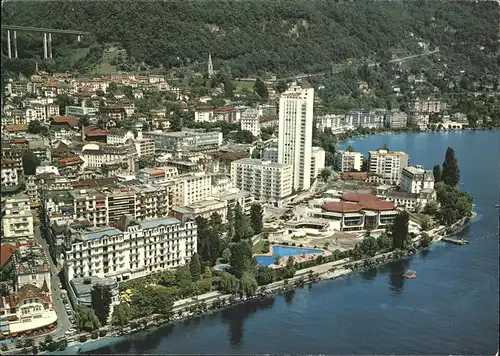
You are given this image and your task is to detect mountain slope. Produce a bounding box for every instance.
[2,0,498,77]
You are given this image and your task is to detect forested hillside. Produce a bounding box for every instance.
[1,0,498,77]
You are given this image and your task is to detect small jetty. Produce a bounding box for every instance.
[442,237,469,245]
[403,270,417,279]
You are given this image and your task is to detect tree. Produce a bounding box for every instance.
[234,130,255,144]
[346,145,354,152]
[441,147,460,187]
[255,267,275,285]
[320,167,332,181]
[376,233,392,251]
[432,164,442,183]
[74,305,101,332]
[392,211,410,250]
[218,271,239,294]
[239,272,258,296]
[196,216,222,265]
[22,150,41,175]
[233,202,253,242]
[28,120,42,134]
[221,248,231,263]
[111,303,131,326]
[283,256,296,278]
[189,253,202,281]
[124,86,134,100]
[379,144,390,151]
[250,203,263,235]
[229,241,253,278]
[169,113,182,131]
[435,182,473,225]
[359,236,379,257]
[78,115,90,129]
[253,78,268,100]
[422,201,439,215]
[91,284,112,326]
[55,94,73,115]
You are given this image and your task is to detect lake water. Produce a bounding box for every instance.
[90,131,499,355]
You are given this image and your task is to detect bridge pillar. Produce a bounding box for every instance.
[48,33,53,59]
[7,30,12,59]
[43,32,48,59]
[13,31,18,58]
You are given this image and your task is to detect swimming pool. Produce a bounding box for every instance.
[255,245,324,267]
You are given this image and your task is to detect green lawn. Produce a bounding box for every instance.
[252,239,269,254]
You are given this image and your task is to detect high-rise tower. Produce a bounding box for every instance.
[208,53,214,78]
[278,85,314,191]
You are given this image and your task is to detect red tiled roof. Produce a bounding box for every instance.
[51,115,79,128]
[86,129,108,137]
[11,138,28,144]
[322,202,362,213]
[322,194,396,213]
[5,124,28,132]
[340,193,379,203]
[150,169,165,176]
[340,172,368,181]
[214,106,235,112]
[1,244,17,267]
[43,81,59,88]
[58,157,83,166]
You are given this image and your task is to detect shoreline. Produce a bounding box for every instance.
[45,214,474,355]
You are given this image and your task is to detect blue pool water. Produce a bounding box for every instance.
[255,246,323,267]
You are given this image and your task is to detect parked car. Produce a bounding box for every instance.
[58,283,63,289]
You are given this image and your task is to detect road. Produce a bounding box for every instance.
[33,217,73,340]
[284,49,440,81]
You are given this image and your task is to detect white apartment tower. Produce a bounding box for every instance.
[278,85,314,191]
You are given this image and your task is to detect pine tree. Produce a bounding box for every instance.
[441,147,460,187]
[250,203,263,235]
[432,164,442,183]
[392,211,409,250]
[189,253,201,281]
[253,78,268,100]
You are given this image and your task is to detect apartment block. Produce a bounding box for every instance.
[240,109,261,138]
[63,215,197,282]
[400,165,435,194]
[278,85,314,191]
[231,158,293,207]
[142,130,222,154]
[262,147,278,163]
[334,151,364,172]
[368,149,409,185]
[13,245,51,292]
[384,110,408,129]
[310,146,326,180]
[1,195,35,242]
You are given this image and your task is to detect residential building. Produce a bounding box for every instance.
[80,143,137,172]
[134,138,156,158]
[194,106,215,123]
[278,85,314,190]
[0,284,57,335]
[100,106,127,121]
[240,109,261,138]
[65,106,99,122]
[1,159,19,189]
[161,171,213,207]
[384,110,408,129]
[310,146,326,180]
[407,99,445,113]
[262,147,278,163]
[400,165,435,194]
[213,106,240,123]
[344,110,383,129]
[212,187,254,216]
[63,214,197,282]
[137,167,179,183]
[142,130,222,155]
[231,158,293,207]
[334,150,364,172]
[368,149,409,185]
[1,195,35,242]
[12,245,51,292]
[107,128,135,145]
[315,114,348,133]
[182,199,228,222]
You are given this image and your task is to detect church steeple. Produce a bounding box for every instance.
[208,53,214,79]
